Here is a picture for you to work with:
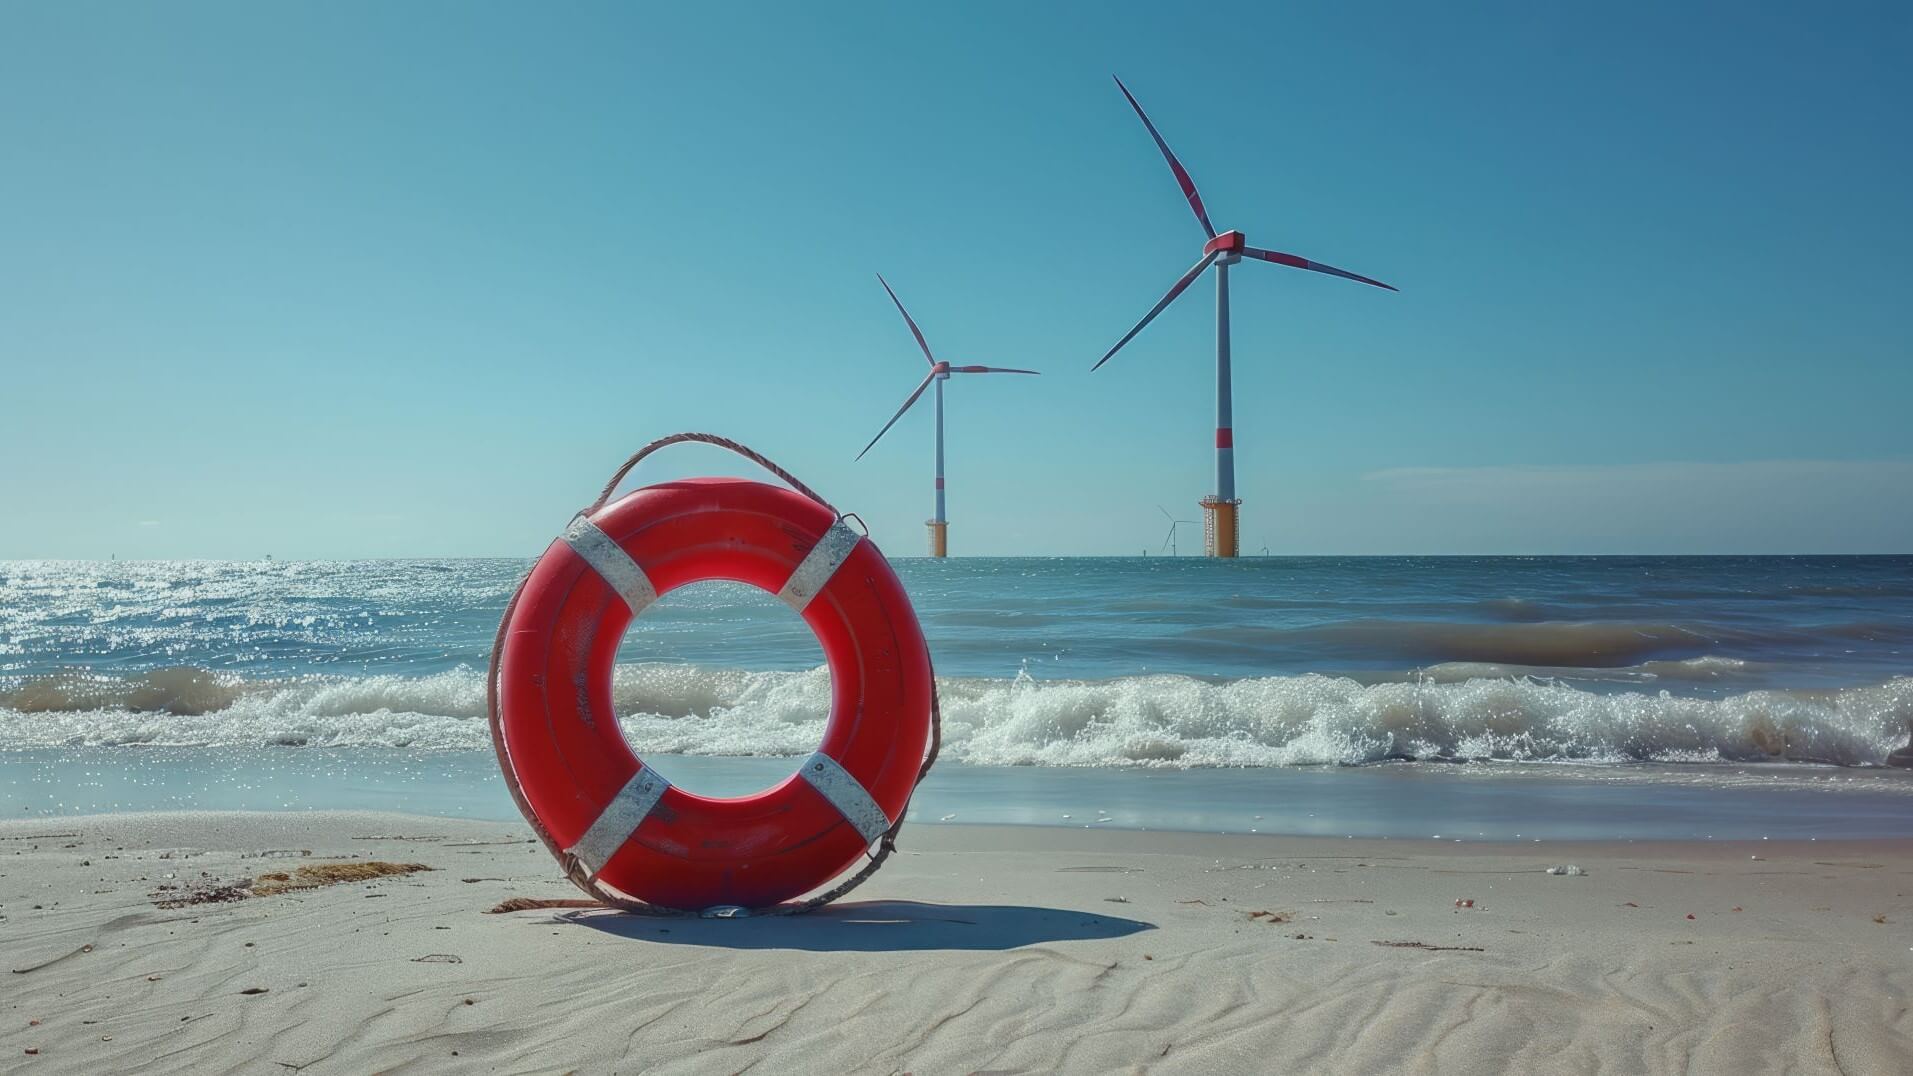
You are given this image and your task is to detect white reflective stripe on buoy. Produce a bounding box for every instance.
[567,768,671,878]
[777,519,862,612]
[562,515,657,614]
[799,751,891,844]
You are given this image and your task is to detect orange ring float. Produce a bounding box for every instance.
[491,476,933,911]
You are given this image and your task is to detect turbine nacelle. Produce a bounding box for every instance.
[1203,230,1247,259]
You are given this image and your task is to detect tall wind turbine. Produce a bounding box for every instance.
[858,274,1039,557]
[1094,76,1397,557]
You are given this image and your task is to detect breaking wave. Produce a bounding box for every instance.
[3,664,1911,768]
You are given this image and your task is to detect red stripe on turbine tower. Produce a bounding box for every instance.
[1216,428,1233,449]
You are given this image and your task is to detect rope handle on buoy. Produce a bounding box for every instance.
[485,432,942,917]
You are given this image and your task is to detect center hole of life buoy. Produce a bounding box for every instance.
[613,579,832,799]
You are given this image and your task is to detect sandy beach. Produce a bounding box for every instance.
[2,812,1908,1073]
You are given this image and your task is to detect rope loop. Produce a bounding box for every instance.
[487,432,940,918]
[588,432,838,516]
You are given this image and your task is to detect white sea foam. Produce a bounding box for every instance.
[3,664,1910,768]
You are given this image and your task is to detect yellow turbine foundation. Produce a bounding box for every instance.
[1201,498,1240,558]
[927,521,948,558]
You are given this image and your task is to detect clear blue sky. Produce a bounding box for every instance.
[4,2,1908,558]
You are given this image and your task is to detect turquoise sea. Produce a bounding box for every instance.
[4,555,1910,839]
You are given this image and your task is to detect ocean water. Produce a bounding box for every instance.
[4,555,1911,837]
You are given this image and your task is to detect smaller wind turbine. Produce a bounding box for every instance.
[1158,506,1199,557]
[858,274,1040,557]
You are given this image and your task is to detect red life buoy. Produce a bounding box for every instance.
[491,476,933,911]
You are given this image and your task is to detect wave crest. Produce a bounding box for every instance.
[4,664,1911,767]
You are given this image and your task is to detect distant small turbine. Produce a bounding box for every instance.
[858,274,1040,557]
[1158,505,1199,557]
[1095,76,1397,557]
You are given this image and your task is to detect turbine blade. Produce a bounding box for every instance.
[1091,251,1219,371]
[949,365,1041,375]
[1240,246,1397,291]
[1158,505,1174,522]
[855,370,938,460]
[876,273,937,364]
[1113,76,1216,239]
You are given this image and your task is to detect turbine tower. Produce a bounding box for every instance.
[1094,76,1397,556]
[858,274,1039,557]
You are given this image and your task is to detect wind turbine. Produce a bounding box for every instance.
[858,274,1039,557]
[1094,76,1397,557]
[1158,505,1199,557]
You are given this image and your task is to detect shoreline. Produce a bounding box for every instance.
[5,811,1911,1072]
[7,749,1913,842]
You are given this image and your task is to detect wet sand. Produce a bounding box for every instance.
[4,812,1910,1073]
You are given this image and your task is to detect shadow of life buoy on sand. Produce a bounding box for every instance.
[545,900,1155,953]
